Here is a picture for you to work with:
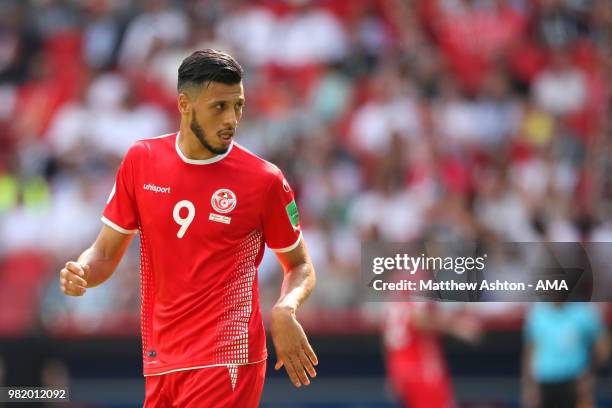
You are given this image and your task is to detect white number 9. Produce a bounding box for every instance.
[173,200,195,238]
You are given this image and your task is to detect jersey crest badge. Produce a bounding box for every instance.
[211,189,237,214]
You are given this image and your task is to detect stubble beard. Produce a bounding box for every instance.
[190,109,229,155]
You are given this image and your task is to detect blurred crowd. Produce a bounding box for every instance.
[0,0,611,336]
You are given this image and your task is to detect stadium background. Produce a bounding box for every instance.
[0,0,610,406]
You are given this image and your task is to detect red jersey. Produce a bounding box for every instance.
[383,302,446,368]
[383,302,454,408]
[102,132,302,377]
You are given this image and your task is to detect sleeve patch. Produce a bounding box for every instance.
[285,199,300,230]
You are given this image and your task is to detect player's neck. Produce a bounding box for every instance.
[177,127,217,160]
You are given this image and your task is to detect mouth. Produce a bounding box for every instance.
[218,131,234,144]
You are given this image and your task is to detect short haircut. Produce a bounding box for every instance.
[177,49,243,94]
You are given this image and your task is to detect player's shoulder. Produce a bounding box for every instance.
[231,142,283,179]
[125,132,176,161]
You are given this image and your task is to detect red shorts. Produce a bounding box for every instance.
[144,361,266,408]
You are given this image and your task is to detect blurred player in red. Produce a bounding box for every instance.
[59,49,318,407]
[383,302,482,408]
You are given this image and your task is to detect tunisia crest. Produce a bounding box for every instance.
[211,189,237,214]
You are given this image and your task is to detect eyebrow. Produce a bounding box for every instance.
[208,98,246,105]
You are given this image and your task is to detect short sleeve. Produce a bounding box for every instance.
[262,170,302,252]
[582,305,604,344]
[102,151,139,234]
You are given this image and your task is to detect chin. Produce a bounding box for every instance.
[210,146,229,155]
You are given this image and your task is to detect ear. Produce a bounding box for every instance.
[178,93,191,115]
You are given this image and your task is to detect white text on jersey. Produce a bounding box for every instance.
[143,183,171,194]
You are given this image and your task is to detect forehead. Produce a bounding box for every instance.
[196,81,244,103]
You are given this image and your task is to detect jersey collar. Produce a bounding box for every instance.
[175,131,233,165]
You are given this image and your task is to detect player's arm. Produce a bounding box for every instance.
[521,311,539,408]
[270,239,318,388]
[593,331,610,367]
[521,343,539,408]
[59,225,135,296]
[412,307,481,343]
[591,305,610,368]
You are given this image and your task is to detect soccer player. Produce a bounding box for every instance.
[383,302,481,408]
[59,49,318,407]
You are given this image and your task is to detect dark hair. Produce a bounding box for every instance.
[177,49,243,93]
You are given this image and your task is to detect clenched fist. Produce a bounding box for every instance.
[59,261,90,296]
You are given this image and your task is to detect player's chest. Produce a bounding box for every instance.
[133,170,262,242]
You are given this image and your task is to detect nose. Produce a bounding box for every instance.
[223,110,238,129]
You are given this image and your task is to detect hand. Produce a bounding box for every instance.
[270,306,318,388]
[451,315,482,344]
[59,261,89,296]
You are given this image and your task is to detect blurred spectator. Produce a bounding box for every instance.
[118,0,188,70]
[81,0,123,71]
[532,51,587,116]
[474,163,538,241]
[535,0,581,48]
[273,0,348,67]
[431,0,527,91]
[0,2,41,84]
[348,66,422,156]
[215,0,278,68]
[434,69,522,147]
[85,73,171,156]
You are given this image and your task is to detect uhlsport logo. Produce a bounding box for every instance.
[143,183,171,194]
[211,189,237,214]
